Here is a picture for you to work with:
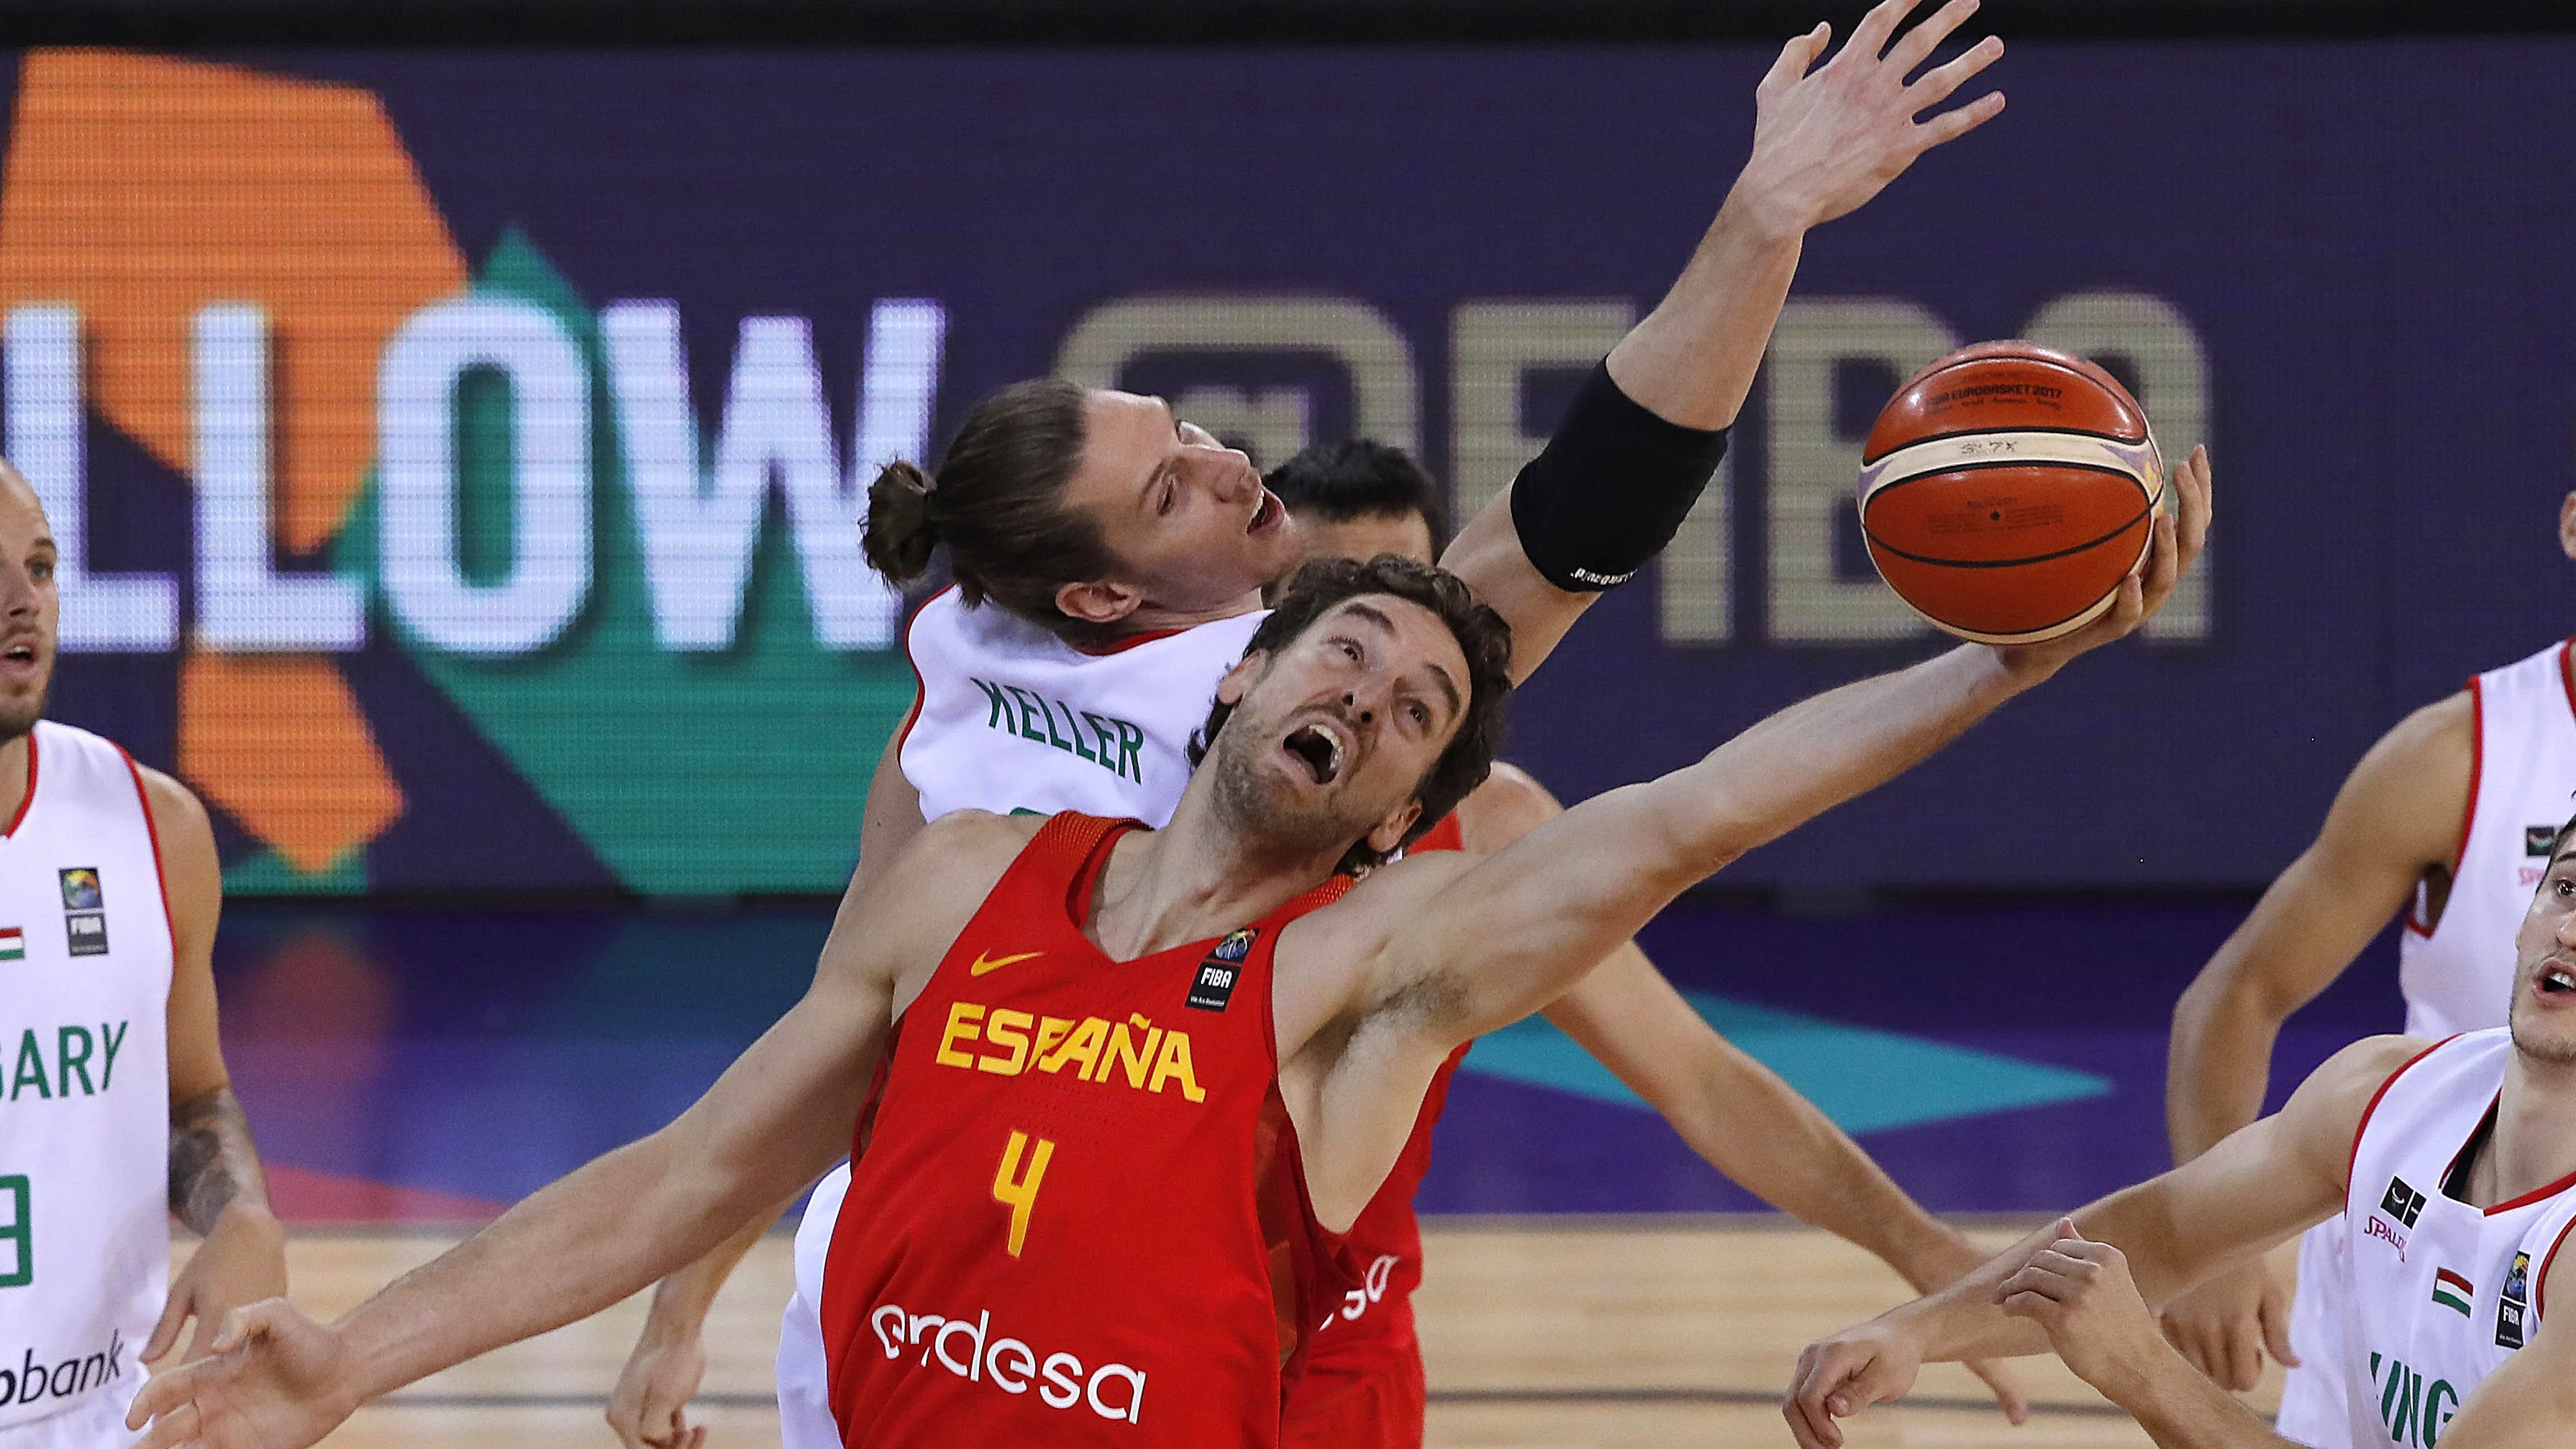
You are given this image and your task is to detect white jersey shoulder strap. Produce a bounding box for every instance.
[0,720,177,1430]
[2400,640,2576,1038]
[896,587,1267,828]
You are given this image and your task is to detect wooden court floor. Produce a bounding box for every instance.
[176,1219,2289,1448]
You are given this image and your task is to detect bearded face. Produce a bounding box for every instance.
[1200,596,1470,871]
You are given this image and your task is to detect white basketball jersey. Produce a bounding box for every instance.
[0,722,175,1431]
[2400,640,2576,1038]
[2338,1031,2576,1449]
[896,586,1268,827]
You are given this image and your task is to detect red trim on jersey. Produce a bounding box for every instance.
[2411,678,2484,938]
[2349,1037,2454,1194]
[891,584,956,755]
[2537,1212,2576,1322]
[1411,813,1464,855]
[0,729,37,837]
[118,745,178,948]
[2557,638,2576,722]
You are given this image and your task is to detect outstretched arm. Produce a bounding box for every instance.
[1465,766,1984,1296]
[610,715,929,1449]
[1780,1032,2421,1449]
[2159,694,2470,1386]
[1401,450,2200,1050]
[1282,455,2206,1222]
[130,811,1016,1449]
[1441,0,2005,676]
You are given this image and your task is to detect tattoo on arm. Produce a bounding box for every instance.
[169,1087,264,1235]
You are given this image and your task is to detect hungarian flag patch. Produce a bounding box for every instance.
[0,927,22,960]
[2433,1268,2475,1317]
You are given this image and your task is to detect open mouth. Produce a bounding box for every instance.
[0,643,35,669]
[2542,965,2576,996]
[1281,722,1345,786]
[1247,489,1281,535]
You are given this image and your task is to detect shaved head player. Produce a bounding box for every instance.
[0,463,286,1448]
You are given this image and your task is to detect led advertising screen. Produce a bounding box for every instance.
[14,45,2572,894]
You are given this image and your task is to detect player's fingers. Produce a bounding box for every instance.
[135,1396,201,1449]
[1969,1356,2031,1424]
[1903,34,2004,112]
[1760,23,1831,99]
[2261,1290,2301,1368]
[186,1311,225,1367]
[1910,91,2007,155]
[1787,1355,1857,1449]
[2177,445,2213,557]
[2223,1319,2262,1392]
[143,1288,191,1363]
[1848,0,1919,60]
[1885,0,1981,77]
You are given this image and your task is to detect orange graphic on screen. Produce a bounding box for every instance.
[0,50,470,875]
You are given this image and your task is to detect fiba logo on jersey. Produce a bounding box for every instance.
[57,868,106,958]
[2496,1251,2531,1349]
[1186,930,1257,1013]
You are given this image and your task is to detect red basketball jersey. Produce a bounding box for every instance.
[1297,812,1467,1388]
[820,813,1349,1446]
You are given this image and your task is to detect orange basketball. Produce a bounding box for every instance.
[1857,342,2165,645]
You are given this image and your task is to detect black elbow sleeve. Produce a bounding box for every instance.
[1506,360,1731,591]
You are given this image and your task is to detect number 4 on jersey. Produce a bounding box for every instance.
[991,1130,1055,1258]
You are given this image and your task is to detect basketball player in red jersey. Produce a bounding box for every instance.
[600,5,2018,1443]
[2159,494,2576,1442]
[0,462,286,1448]
[1265,440,2025,1445]
[131,450,2208,1447]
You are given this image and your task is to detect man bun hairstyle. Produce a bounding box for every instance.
[1265,438,1452,553]
[1189,554,1514,876]
[860,377,1127,648]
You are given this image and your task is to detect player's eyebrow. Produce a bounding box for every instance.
[1138,398,1181,511]
[1337,601,1462,720]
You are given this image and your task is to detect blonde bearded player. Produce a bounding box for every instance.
[2160,494,2576,1443]
[1784,813,2576,1449]
[0,462,286,1447]
[603,4,2019,1444]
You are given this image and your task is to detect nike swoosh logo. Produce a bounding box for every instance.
[970,950,1044,976]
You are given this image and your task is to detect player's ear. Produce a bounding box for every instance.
[1364,799,1424,858]
[1055,578,1143,627]
[2559,491,2576,561]
[1214,652,1267,707]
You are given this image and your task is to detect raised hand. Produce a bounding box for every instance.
[127,1299,356,1449]
[1734,0,2008,235]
